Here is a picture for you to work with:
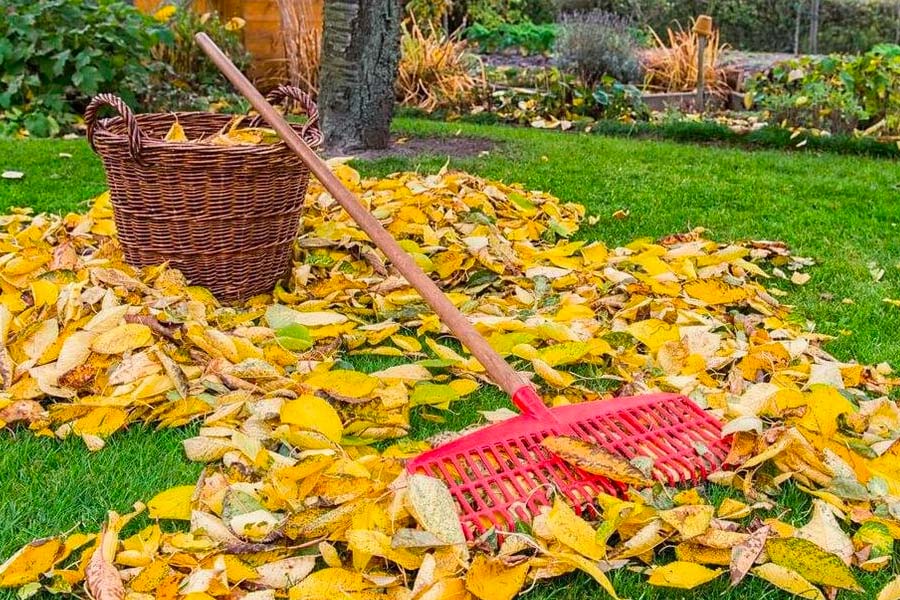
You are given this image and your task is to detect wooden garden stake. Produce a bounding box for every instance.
[693,15,713,112]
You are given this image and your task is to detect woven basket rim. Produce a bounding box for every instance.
[92,112,322,156]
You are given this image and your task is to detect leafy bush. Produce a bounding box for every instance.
[147,7,251,113]
[747,45,900,134]
[464,23,558,54]
[0,0,170,137]
[0,1,250,137]
[491,68,648,125]
[555,10,641,85]
[758,84,866,134]
[457,0,556,27]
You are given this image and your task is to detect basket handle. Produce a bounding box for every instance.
[252,85,323,148]
[84,94,146,165]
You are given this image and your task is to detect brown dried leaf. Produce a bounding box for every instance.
[542,436,653,486]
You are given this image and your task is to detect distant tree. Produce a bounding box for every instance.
[809,0,820,53]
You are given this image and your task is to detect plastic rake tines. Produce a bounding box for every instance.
[407,392,730,539]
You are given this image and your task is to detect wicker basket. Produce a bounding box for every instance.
[85,86,323,302]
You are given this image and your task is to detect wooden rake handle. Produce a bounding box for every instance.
[195,33,547,416]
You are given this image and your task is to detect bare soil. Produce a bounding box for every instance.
[326,135,497,161]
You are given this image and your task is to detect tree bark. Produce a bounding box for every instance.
[318,0,402,152]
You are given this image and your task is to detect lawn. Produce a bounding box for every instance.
[0,119,898,600]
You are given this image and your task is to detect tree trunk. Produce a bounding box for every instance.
[808,0,820,54]
[895,0,900,43]
[318,0,402,152]
[793,1,802,55]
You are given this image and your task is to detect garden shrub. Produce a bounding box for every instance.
[426,0,556,29]
[464,23,558,55]
[747,44,900,134]
[0,0,169,137]
[147,8,251,113]
[491,68,648,124]
[0,0,249,138]
[555,10,642,85]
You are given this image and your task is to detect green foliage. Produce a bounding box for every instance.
[446,0,556,29]
[146,8,251,113]
[555,10,642,85]
[747,45,900,134]
[567,0,900,54]
[0,0,169,137]
[405,0,451,29]
[464,23,558,54]
[490,68,649,124]
[0,0,249,138]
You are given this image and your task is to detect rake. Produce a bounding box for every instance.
[196,34,731,539]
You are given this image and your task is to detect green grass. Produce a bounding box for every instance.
[400,108,900,159]
[0,120,898,599]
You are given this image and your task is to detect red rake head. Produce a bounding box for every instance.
[407,392,730,539]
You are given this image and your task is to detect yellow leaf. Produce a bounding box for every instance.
[532,358,575,387]
[304,370,378,398]
[0,537,63,587]
[224,16,246,31]
[797,385,855,439]
[147,485,195,520]
[418,577,468,600]
[448,378,479,396]
[391,334,422,352]
[765,537,861,591]
[683,279,749,305]
[542,436,653,486]
[410,383,461,407]
[30,279,59,308]
[613,519,667,559]
[717,498,751,519]
[405,475,467,552]
[674,542,731,565]
[627,319,679,352]
[56,330,97,376]
[24,319,59,361]
[152,4,176,20]
[791,272,811,285]
[537,341,591,367]
[345,529,421,570]
[647,561,722,589]
[752,563,825,600]
[796,500,853,564]
[658,504,714,539]
[90,324,152,355]
[164,121,188,142]
[879,574,900,600]
[854,521,894,559]
[465,555,529,600]
[280,395,343,443]
[71,407,128,438]
[288,568,370,600]
[546,496,606,560]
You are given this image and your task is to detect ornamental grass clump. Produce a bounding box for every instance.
[396,15,485,112]
[642,20,729,96]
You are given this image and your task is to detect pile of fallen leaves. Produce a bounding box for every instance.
[0,162,898,600]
